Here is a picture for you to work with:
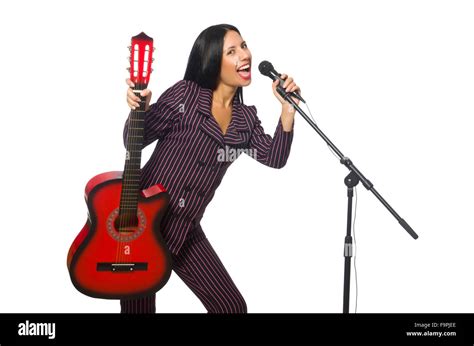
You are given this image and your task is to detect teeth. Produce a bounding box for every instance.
[238,64,250,71]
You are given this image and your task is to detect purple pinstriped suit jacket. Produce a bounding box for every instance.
[124,80,294,255]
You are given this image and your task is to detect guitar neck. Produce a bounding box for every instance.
[120,83,148,220]
[119,31,154,224]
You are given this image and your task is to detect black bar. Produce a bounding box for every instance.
[1,313,472,345]
[96,262,148,272]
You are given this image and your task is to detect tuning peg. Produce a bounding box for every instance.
[128,46,132,51]
[152,58,155,62]
[126,67,131,72]
[153,47,156,51]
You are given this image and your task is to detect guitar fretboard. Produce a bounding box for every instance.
[119,84,147,228]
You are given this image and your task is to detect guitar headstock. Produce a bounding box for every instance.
[128,32,154,88]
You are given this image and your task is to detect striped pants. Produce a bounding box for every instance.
[120,232,247,313]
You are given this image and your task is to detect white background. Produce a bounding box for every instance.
[0,0,473,313]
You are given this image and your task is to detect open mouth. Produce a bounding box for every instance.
[237,63,251,80]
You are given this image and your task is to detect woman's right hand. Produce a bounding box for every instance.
[126,78,152,111]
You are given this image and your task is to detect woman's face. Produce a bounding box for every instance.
[219,30,252,89]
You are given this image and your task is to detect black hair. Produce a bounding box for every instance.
[184,24,243,103]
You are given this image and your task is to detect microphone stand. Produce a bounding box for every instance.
[278,90,418,314]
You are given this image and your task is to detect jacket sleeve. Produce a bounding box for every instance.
[123,79,186,148]
[247,110,294,169]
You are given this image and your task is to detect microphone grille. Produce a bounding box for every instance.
[258,60,273,76]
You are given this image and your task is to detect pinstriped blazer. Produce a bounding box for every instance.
[124,80,294,255]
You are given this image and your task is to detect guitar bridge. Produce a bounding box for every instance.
[96,262,148,272]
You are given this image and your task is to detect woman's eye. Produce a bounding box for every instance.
[242,43,247,49]
[227,49,235,55]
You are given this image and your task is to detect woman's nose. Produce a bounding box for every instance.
[239,52,250,63]
[239,48,251,61]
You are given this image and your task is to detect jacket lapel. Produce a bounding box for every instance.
[197,88,225,147]
[224,103,251,148]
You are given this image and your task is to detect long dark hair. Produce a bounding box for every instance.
[184,24,243,103]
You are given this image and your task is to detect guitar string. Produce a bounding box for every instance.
[121,96,140,265]
[118,84,144,266]
[117,108,131,265]
[117,89,137,266]
[120,104,138,265]
[116,43,150,273]
[127,96,140,266]
[118,84,135,265]
[128,86,145,268]
[119,48,140,266]
[116,51,132,266]
[115,108,127,266]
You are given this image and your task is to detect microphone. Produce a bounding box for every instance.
[258,60,306,103]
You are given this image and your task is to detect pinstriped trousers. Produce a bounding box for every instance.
[120,232,247,313]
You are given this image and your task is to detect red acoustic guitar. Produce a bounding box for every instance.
[67,32,172,299]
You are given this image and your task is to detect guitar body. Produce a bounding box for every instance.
[67,171,172,299]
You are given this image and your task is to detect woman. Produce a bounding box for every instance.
[121,24,301,313]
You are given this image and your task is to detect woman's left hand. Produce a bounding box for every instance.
[272,74,301,132]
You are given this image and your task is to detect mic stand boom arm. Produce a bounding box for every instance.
[281,91,418,239]
[278,90,418,314]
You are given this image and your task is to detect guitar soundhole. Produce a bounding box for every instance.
[114,215,138,231]
[106,208,146,242]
